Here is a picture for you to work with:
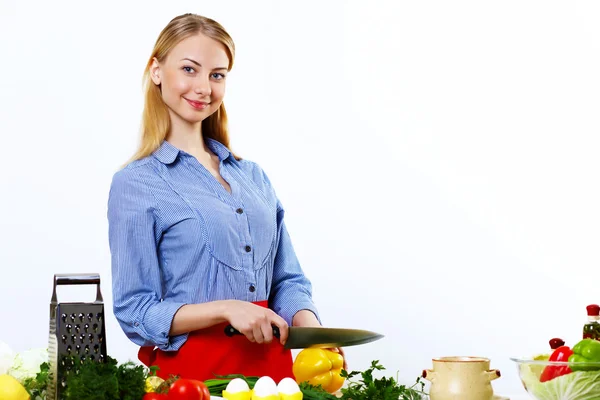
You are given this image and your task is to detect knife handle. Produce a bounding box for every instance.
[224,324,281,339]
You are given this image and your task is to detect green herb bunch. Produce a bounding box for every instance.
[21,362,50,400]
[61,355,146,400]
[339,360,427,400]
[298,381,338,399]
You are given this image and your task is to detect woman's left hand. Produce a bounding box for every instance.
[292,310,348,371]
[327,346,348,371]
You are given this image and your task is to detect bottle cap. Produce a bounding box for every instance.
[587,304,600,316]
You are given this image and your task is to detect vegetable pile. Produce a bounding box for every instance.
[1,340,427,400]
[214,360,427,400]
[520,338,600,400]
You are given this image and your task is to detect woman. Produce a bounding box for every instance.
[107,13,341,382]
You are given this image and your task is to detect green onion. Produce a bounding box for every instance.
[204,374,260,395]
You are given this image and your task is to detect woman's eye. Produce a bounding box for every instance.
[211,73,225,80]
[183,66,195,73]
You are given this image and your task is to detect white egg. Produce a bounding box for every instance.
[277,377,300,395]
[226,378,250,393]
[253,376,278,397]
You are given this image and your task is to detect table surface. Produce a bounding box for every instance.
[210,396,532,399]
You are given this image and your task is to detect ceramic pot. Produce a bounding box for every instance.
[422,356,501,400]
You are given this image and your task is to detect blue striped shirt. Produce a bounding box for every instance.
[107,138,319,351]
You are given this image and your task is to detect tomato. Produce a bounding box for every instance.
[199,382,211,399]
[168,378,211,400]
[143,394,168,400]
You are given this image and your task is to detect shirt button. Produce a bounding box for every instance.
[236,208,244,214]
[245,245,252,252]
[134,322,139,327]
[249,285,256,292]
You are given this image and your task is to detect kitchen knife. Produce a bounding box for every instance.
[224,325,384,349]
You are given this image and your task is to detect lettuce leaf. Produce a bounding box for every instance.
[520,363,600,400]
[8,348,47,383]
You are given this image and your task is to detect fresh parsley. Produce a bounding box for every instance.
[61,356,146,400]
[21,362,50,400]
[340,360,427,400]
[298,381,338,399]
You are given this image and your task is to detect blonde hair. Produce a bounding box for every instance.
[128,13,239,164]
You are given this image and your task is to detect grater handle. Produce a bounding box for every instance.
[51,273,103,304]
[54,273,100,286]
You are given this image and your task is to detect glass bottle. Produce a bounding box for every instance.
[583,304,600,340]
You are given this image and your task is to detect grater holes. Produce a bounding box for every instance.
[54,290,108,397]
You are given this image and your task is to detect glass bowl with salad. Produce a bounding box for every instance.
[512,338,600,400]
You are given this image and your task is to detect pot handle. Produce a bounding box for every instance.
[422,369,436,382]
[485,369,501,381]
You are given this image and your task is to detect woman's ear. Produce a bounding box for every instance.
[150,57,161,85]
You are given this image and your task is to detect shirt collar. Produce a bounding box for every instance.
[153,140,180,165]
[152,138,233,165]
[205,138,233,161]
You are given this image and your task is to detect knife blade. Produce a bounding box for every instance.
[224,325,384,349]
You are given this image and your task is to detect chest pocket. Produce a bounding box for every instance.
[164,173,277,271]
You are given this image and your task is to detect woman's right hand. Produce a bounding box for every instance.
[223,300,289,345]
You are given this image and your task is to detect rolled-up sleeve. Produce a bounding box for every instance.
[260,171,321,326]
[107,168,188,351]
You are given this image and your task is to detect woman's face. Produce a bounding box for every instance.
[150,33,229,130]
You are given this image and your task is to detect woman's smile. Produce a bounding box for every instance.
[184,97,209,110]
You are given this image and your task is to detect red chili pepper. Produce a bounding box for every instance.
[540,345,574,382]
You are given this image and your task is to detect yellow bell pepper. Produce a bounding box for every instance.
[292,349,345,393]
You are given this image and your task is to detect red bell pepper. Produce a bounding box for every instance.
[540,345,573,382]
[549,338,565,350]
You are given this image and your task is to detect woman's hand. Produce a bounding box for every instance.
[328,347,348,371]
[292,310,348,371]
[223,300,289,345]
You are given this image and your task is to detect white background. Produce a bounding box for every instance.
[1,1,599,397]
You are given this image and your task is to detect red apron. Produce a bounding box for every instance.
[138,301,294,382]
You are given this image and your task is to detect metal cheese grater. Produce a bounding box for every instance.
[47,273,108,400]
